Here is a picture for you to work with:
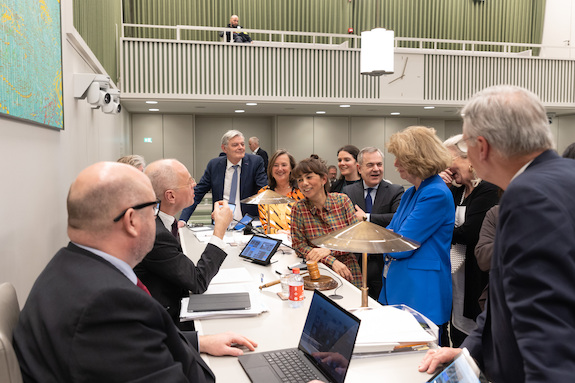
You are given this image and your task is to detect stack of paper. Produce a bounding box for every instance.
[352,305,436,355]
[180,268,268,321]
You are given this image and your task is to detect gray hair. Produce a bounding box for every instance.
[461,85,554,158]
[358,147,384,165]
[117,154,146,169]
[249,136,259,145]
[221,130,244,147]
[444,134,481,187]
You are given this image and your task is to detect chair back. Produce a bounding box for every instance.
[0,283,23,383]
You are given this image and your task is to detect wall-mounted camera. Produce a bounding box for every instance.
[547,112,556,124]
[74,73,121,114]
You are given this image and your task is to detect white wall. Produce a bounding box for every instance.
[0,0,129,304]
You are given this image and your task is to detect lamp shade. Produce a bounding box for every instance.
[311,221,419,254]
[360,28,394,76]
[240,189,296,205]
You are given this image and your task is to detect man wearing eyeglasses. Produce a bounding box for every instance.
[134,159,232,328]
[13,162,256,382]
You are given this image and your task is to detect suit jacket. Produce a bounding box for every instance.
[134,217,227,323]
[342,180,404,227]
[254,147,268,170]
[13,243,214,383]
[378,175,454,325]
[180,153,268,221]
[462,150,575,383]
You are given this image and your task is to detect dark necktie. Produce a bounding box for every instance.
[229,165,239,205]
[136,278,151,295]
[365,188,374,214]
[171,218,179,240]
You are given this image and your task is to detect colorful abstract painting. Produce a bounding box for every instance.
[1,0,63,129]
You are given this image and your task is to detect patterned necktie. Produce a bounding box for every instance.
[136,278,151,296]
[229,165,239,205]
[365,188,374,214]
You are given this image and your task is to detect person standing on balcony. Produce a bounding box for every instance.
[220,15,253,43]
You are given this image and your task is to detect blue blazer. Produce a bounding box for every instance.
[462,150,575,383]
[378,174,455,325]
[180,153,268,221]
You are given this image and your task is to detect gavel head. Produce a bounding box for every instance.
[306,260,321,280]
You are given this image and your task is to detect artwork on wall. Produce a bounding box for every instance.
[1,0,63,130]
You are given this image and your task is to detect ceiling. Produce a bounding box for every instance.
[121,98,574,119]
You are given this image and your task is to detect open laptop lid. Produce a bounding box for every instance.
[238,234,282,265]
[298,290,361,383]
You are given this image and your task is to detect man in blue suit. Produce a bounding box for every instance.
[419,85,575,382]
[180,130,268,223]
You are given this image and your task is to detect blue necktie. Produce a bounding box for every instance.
[229,165,239,205]
[365,188,374,214]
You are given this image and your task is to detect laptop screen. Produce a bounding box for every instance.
[298,291,360,383]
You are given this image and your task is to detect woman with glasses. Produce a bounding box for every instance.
[379,126,454,343]
[440,134,500,347]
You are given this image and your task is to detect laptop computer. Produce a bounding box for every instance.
[238,234,283,266]
[239,290,361,383]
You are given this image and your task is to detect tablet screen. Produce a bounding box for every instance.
[238,235,282,265]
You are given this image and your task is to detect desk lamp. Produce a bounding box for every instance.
[240,190,296,234]
[311,221,420,307]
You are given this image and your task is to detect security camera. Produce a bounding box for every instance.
[103,89,121,114]
[547,112,556,124]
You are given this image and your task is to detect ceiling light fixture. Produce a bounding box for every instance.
[235,109,245,113]
[390,112,400,115]
[340,104,351,108]
[246,103,257,106]
[316,111,326,114]
[146,101,158,104]
[424,106,435,109]
[149,108,159,112]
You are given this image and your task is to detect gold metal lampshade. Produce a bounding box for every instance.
[311,221,420,254]
[240,189,296,205]
[311,221,420,307]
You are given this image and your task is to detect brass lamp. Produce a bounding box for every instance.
[240,190,296,234]
[311,221,420,307]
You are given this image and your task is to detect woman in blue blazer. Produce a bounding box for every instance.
[379,126,455,342]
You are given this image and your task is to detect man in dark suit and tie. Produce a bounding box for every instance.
[343,146,404,299]
[249,136,269,170]
[180,130,268,223]
[135,159,232,328]
[419,85,575,382]
[13,162,256,382]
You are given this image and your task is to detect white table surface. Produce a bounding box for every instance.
[181,228,434,383]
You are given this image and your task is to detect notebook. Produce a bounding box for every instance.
[238,290,361,383]
[238,234,282,265]
[186,292,251,312]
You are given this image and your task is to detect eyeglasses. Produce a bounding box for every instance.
[113,199,161,222]
[456,136,474,153]
[173,177,196,190]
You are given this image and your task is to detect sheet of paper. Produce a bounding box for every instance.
[353,306,435,345]
[210,267,253,284]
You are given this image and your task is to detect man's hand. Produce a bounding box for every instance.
[212,200,233,239]
[354,205,367,221]
[199,331,258,357]
[418,347,462,374]
[306,248,331,262]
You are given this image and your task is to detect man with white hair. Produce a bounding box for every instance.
[419,85,575,382]
[180,130,267,223]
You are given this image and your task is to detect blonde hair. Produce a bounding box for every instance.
[387,126,451,180]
